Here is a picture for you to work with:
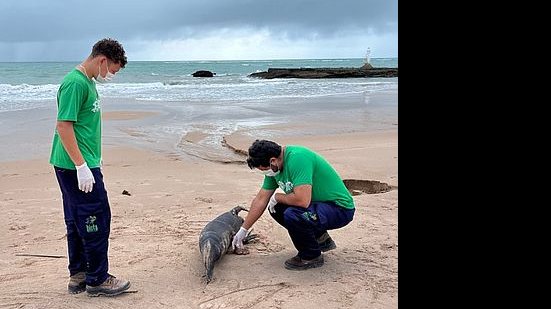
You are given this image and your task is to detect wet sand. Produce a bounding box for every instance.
[103,111,158,121]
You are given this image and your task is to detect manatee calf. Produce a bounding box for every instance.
[199,206,256,283]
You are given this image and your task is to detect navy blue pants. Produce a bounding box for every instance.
[54,166,111,287]
[270,201,355,260]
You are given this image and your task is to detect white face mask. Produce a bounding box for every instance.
[94,61,115,83]
[261,169,279,177]
[259,163,280,177]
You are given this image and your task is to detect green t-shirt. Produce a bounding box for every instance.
[261,145,354,209]
[49,69,102,169]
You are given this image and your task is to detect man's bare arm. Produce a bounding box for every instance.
[56,121,85,166]
[277,184,312,208]
[242,188,275,230]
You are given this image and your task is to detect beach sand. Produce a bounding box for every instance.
[0,107,398,308]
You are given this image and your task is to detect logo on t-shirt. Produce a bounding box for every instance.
[277,181,294,193]
[91,97,101,113]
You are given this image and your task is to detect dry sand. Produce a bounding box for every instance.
[0,113,397,308]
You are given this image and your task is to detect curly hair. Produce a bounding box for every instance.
[91,38,127,68]
[246,140,282,169]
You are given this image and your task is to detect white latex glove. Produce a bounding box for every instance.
[76,162,95,193]
[232,226,248,250]
[267,193,278,214]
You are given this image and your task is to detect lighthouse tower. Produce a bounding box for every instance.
[361,47,373,70]
[365,47,371,64]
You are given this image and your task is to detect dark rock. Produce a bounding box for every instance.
[249,66,397,79]
[360,63,373,70]
[192,70,215,77]
[122,190,131,196]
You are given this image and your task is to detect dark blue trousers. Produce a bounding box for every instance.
[270,201,355,260]
[54,166,111,287]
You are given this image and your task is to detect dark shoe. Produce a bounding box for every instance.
[68,272,86,294]
[86,274,131,297]
[317,232,337,252]
[284,255,324,270]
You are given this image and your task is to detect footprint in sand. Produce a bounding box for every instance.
[195,197,213,203]
[9,224,27,231]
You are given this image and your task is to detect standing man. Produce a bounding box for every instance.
[50,38,130,296]
[232,139,355,270]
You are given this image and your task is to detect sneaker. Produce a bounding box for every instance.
[86,274,130,297]
[284,255,324,270]
[317,232,337,252]
[68,272,86,294]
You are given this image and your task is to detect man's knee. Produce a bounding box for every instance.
[281,207,312,229]
[270,205,302,227]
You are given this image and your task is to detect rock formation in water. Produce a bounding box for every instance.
[249,63,397,79]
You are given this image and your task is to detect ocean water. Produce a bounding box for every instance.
[0,58,397,111]
[0,58,398,162]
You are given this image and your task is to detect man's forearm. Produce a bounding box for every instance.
[56,121,85,166]
[242,198,267,230]
[277,192,310,208]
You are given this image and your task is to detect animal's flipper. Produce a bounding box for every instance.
[243,234,258,244]
[243,227,258,244]
[231,205,249,215]
[233,233,257,255]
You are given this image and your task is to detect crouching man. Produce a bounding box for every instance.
[232,139,355,270]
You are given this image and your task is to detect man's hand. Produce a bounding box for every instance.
[267,193,278,214]
[232,226,248,250]
[76,162,95,193]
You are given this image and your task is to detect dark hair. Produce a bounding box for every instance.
[91,38,127,68]
[246,140,281,169]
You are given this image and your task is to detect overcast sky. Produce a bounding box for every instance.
[0,0,397,62]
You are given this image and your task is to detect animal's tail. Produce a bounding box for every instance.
[201,240,218,283]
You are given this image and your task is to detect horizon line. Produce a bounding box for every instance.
[0,56,398,64]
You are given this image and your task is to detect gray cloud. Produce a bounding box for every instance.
[1,0,396,41]
[0,0,397,61]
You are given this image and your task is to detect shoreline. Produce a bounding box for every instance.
[0,90,397,164]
